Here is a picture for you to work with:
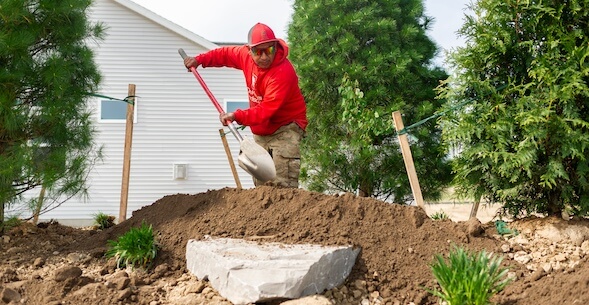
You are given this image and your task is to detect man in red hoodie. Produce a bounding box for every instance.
[183,22,308,188]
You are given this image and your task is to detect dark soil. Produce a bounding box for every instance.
[1,186,588,304]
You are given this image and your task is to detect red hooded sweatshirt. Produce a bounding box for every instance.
[195,40,308,136]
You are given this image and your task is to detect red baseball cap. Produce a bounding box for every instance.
[248,23,278,47]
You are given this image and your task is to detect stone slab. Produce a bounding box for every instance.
[186,236,359,305]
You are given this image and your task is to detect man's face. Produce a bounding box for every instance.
[250,42,276,69]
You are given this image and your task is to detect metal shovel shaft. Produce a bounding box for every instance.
[178,48,276,182]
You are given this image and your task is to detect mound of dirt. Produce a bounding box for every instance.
[2,186,589,305]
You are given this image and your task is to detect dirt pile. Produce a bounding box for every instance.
[1,186,589,305]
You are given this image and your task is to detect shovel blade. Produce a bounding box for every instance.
[237,137,276,182]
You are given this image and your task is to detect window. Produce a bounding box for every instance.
[225,100,248,113]
[225,100,248,127]
[99,99,138,123]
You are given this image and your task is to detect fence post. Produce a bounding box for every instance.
[119,84,135,223]
[392,111,425,208]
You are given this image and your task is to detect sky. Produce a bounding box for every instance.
[130,0,472,66]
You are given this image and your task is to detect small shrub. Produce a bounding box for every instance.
[427,246,511,305]
[431,211,449,220]
[105,221,158,269]
[1,216,23,232]
[93,212,115,230]
[495,220,518,237]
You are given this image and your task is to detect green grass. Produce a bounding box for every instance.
[430,211,450,220]
[1,216,22,232]
[105,221,159,269]
[92,212,115,230]
[427,246,512,305]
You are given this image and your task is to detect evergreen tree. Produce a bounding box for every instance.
[438,0,589,217]
[288,0,452,201]
[0,0,104,229]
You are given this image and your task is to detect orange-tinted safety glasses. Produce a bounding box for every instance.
[251,44,276,57]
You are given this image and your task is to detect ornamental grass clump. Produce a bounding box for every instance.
[430,211,450,220]
[106,221,159,269]
[427,246,512,305]
[1,216,22,233]
[92,212,115,230]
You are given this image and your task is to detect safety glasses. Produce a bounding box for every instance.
[250,44,276,57]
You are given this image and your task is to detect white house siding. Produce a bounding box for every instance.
[37,0,255,225]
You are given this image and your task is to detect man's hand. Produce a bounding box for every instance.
[184,57,199,70]
[219,113,236,126]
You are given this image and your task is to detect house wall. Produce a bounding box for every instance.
[38,0,255,225]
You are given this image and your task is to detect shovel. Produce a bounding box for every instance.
[178,48,276,183]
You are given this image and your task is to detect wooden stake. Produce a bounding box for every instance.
[392,111,425,208]
[119,84,135,223]
[219,129,242,189]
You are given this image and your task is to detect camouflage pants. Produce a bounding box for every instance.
[253,122,305,188]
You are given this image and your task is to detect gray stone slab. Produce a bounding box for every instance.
[186,236,359,305]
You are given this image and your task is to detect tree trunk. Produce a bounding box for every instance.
[0,201,4,235]
[358,180,372,197]
[546,191,562,216]
[32,186,46,225]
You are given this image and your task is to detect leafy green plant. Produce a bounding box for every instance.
[105,221,158,269]
[1,216,22,233]
[430,211,450,220]
[427,246,511,305]
[438,0,589,217]
[93,212,115,230]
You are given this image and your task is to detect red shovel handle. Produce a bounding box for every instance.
[178,48,225,115]
[178,48,243,142]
